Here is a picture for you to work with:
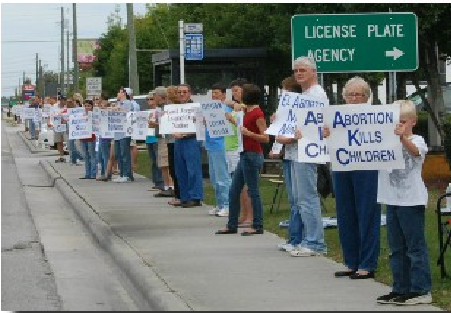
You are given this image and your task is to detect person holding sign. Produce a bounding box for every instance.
[275,57,327,257]
[376,100,432,305]
[79,100,97,179]
[173,84,204,208]
[323,77,381,279]
[51,96,68,163]
[216,84,269,236]
[204,83,232,217]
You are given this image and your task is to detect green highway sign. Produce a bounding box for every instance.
[291,13,418,73]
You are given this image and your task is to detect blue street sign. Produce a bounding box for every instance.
[185,33,203,60]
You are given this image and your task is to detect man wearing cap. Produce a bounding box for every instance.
[112,88,135,182]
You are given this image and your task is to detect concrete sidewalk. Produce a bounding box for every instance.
[36,152,440,310]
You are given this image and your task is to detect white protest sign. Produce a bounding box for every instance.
[195,108,205,141]
[266,91,329,138]
[323,104,404,171]
[100,110,127,136]
[14,104,23,117]
[69,114,92,140]
[23,108,36,120]
[99,109,113,138]
[42,104,52,117]
[125,112,136,137]
[33,108,42,123]
[132,111,152,140]
[53,115,66,133]
[68,107,85,117]
[236,111,244,153]
[159,103,201,134]
[201,101,233,137]
[297,107,330,163]
[92,108,101,136]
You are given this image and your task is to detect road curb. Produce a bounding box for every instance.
[39,160,192,311]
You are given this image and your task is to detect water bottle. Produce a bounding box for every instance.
[446,183,451,209]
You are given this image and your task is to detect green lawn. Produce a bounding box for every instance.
[136,150,451,310]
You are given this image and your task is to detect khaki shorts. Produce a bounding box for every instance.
[157,137,169,168]
[54,131,66,143]
[130,139,137,147]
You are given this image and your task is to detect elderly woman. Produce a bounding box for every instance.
[324,76,381,279]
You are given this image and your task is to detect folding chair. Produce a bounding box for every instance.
[268,160,284,214]
[436,192,451,279]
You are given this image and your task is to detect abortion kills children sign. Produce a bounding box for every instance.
[266,91,329,138]
[323,104,404,171]
[69,114,92,140]
[201,101,233,137]
[159,103,201,134]
[297,107,330,163]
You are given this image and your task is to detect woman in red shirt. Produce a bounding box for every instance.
[216,84,269,235]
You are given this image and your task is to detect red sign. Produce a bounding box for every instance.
[22,84,36,91]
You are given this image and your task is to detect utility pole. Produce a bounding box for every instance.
[60,7,64,96]
[73,3,78,93]
[66,28,70,94]
[38,59,42,96]
[39,60,43,97]
[35,53,38,87]
[179,20,185,84]
[23,71,25,86]
[127,3,139,95]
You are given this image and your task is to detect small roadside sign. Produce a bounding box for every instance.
[86,77,102,97]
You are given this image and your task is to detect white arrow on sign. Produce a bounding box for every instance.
[385,47,404,61]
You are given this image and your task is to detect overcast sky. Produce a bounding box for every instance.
[1,1,148,97]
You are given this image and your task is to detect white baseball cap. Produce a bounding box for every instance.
[124,87,133,95]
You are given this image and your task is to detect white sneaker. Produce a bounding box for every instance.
[119,177,131,183]
[394,292,432,305]
[216,208,229,217]
[112,177,123,183]
[278,243,297,252]
[290,247,324,257]
[209,207,220,216]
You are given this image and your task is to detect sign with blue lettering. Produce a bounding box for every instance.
[323,104,404,171]
[201,101,233,137]
[266,91,329,138]
[185,33,203,60]
[297,107,330,163]
[99,109,127,138]
[69,114,92,140]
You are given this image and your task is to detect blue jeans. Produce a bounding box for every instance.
[147,143,163,188]
[68,139,84,164]
[114,137,132,179]
[387,205,431,294]
[208,150,231,209]
[28,119,35,139]
[174,138,203,201]
[332,170,381,271]
[283,160,302,245]
[81,141,97,178]
[227,151,264,231]
[100,140,111,179]
[291,162,326,252]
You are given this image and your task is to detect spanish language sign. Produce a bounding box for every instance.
[159,103,201,134]
[323,104,404,171]
[297,107,330,163]
[201,101,233,137]
[266,91,329,138]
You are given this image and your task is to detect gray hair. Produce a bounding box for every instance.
[154,86,167,97]
[342,76,371,99]
[293,56,317,71]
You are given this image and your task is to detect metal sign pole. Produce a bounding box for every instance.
[179,20,185,84]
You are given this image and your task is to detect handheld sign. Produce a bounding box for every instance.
[323,104,404,171]
[159,103,201,134]
[297,107,330,163]
[201,101,233,137]
[266,91,329,138]
[195,108,205,141]
[69,114,92,140]
[132,111,153,140]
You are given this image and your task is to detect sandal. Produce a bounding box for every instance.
[215,228,237,235]
[241,229,264,236]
